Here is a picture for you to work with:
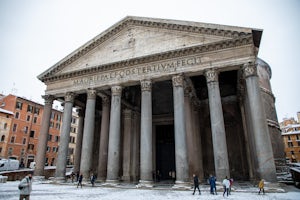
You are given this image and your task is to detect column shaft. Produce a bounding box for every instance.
[97,96,110,181]
[139,80,153,184]
[34,95,54,177]
[106,86,122,182]
[80,89,97,179]
[243,63,277,181]
[172,75,189,184]
[205,69,230,179]
[122,109,133,181]
[73,109,84,175]
[55,93,75,180]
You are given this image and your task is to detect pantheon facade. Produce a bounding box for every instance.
[36,16,284,185]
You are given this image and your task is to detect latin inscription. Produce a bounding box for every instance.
[73,56,201,86]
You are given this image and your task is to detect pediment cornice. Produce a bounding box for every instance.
[38,16,257,82]
[42,35,253,83]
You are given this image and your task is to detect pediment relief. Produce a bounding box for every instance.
[38,16,259,82]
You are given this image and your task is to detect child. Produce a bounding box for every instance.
[258,179,265,194]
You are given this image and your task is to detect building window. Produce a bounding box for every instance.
[28,144,34,150]
[50,122,54,128]
[15,112,20,119]
[34,107,40,115]
[298,141,300,146]
[288,142,293,147]
[21,149,25,156]
[47,146,50,152]
[51,112,55,120]
[22,138,26,145]
[57,115,61,122]
[0,147,2,153]
[48,134,52,141]
[13,124,17,132]
[55,123,60,130]
[33,116,37,123]
[1,135,5,141]
[24,126,28,133]
[71,117,76,124]
[52,147,57,152]
[27,105,33,113]
[68,148,74,155]
[296,135,300,140]
[16,102,23,110]
[26,115,31,122]
[3,123,7,130]
[30,131,35,138]
[10,136,15,143]
[55,136,59,142]
[288,135,291,141]
[8,147,13,156]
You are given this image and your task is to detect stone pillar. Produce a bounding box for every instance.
[184,87,195,178]
[34,95,54,177]
[106,85,122,183]
[122,109,133,182]
[243,63,277,181]
[55,92,75,180]
[192,104,204,180]
[73,108,84,175]
[80,89,97,180]
[97,95,110,181]
[131,111,141,182]
[139,79,153,186]
[172,74,189,186]
[205,69,230,180]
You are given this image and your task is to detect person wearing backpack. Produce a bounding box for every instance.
[18,173,32,200]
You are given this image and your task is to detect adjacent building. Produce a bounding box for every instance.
[36,16,284,184]
[280,112,300,163]
[0,94,79,168]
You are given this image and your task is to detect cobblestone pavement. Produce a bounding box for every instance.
[0,180,299,200]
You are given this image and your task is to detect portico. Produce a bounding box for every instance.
[36,16,281,184]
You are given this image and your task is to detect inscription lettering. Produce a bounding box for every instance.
[73,56,201,86]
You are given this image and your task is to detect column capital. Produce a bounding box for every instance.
[140,79,152,92]
[87,89,97,99]
[243,62,257,78]
[65,92,75,103]
[42,95,55,105]
[111,85,122,96]
[172,74,184,87]
[204,68,219,83]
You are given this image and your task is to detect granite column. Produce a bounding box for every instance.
[205,69,230,180]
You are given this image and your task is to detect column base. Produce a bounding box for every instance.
[172,180,191,190]
[53,177,66,183]
[32,176,45,182]
[103,179,120,187]
[137,180,154,188]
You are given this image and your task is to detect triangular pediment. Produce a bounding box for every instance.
[38,16,261,81]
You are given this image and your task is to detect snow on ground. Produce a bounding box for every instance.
[0,180,299,200]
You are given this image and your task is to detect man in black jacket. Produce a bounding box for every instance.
[192,174,201,195]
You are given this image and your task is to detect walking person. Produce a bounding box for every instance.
[229,177,234,195]
[77,173,83,188]
[90,173,96,187]
[222,176,230,197]
[258,179,265,195]
[18,173,32,200]
[192,174,201,195]
[209,174,217,195]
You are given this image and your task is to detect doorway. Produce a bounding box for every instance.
[155,124,175,182]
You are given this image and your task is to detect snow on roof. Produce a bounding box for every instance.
[0,108,14,115]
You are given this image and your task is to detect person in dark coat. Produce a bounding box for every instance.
[77,173,83,188]
[209,174,217,195]
[90,173,96,187]
[192,174,201,195]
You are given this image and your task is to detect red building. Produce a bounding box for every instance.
[0,94,63,167]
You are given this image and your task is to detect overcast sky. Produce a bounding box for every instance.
[0,0,299,121]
